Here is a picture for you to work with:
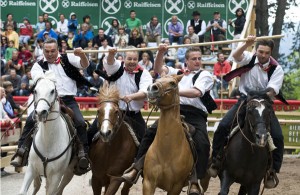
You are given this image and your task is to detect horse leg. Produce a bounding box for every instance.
[143,178,156,195]
[200,172,211,192]
[237,185,247,195]
[120,182,133,195]
[18,165,35,195]
[168,183,185,195]
[91,175,102,195]
[46,173,64,195]
[32,176,42,195]
[219,170,234,195]
[56,160,76,195]
[105,175,127,195]
[247,183,261,195]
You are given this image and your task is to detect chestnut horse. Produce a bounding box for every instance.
[89,84,138,195]
[219,91,275,195]
[144,75,209,194]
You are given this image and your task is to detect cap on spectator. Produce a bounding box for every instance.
[23,17,29,22]
[70,12,76,18]
[43,31,49,36]
[192,11,200,16]
[214,11,220,15]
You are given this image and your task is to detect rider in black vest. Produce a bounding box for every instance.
[11,38,92,175]
[209,36,285,189]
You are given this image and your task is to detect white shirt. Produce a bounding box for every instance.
[98,45,112,60]
[56,19,69,35]
[234,51,284,95]
[103,58,153,112]
[31,53,83,96]
[206,19,227,31]
[186,19,207,36]
[167,67,214,113]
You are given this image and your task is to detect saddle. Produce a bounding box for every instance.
[59,98,74,120]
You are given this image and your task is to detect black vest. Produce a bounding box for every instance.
[210,19,225,35]
[190,19,203,34]
[95,62,143,90]
[38,54,93,88]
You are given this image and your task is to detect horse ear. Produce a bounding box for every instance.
[172,74,184,83]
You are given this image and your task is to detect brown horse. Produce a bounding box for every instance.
[143,75,209,194]
[89,83,138,195]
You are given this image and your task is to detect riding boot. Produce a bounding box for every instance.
[121,155,145,184]
[208,150,223,178]
[187,169,202,195]
[75,143,91,175]
[10,144,31,167]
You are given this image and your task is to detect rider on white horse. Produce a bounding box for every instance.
[11,38,92,175]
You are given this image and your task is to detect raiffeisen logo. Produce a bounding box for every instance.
[71,1,98,7]
[133,2,161,7]
[8,0,36,6]
[197,2,225,8]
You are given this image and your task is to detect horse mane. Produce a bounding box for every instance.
[97,82,120,103]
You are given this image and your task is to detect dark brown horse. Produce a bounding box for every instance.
[219,91,275,195]
[89,83,138,195]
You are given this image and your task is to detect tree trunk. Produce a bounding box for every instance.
[255,0,269,36]
[272,0,288,59]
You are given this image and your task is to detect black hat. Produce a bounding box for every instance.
[213,11,220,15]
[192,11,200,16]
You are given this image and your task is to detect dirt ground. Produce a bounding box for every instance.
[1,155,299,194]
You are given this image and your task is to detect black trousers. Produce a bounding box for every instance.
[18,96,88,151]
[212,96,284,172]
[136,105,210,179]
[87,111,146,144]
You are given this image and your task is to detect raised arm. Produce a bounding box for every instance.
[154,44,169,75]
[74,47,89,68]
[232,35,256,62]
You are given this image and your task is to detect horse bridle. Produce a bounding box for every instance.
[149,80,179,110]
[97,100,125,138]
[33,78,59,122]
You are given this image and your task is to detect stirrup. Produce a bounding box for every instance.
[264,170,279,189]
[121,165,142,184]
[10,156,24,167]
[187,182,202,195]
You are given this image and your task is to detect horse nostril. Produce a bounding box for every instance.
[256,133,260,139]
[100,130,112,138]
[151,85,159,92]
[41,110,48,116]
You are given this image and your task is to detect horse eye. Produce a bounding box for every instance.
[50,89,55,94]
[33,90,37,94]
[170,81,176,87]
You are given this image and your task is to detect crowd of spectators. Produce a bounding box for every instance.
[1,9,245,98]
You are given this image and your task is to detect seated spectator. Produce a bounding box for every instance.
[88,71,104,96]
[177,37,191,68]
[93,28,113,48]
[33,38,43,62]
[1,85,15,119]
[77,69,89,97]
[56,14,69,44]
[84,40,98,63]
[21,69,34,90]
[138,42,154,63]
[107,19,119,44]
[82,15,94,34]
[18,17,33,50]
[2,69,22,95]
[139,52,153,71]
[144,16,161,46]
[68,12,78,34]
[1,36,8,62]
[184,26,199,44]
[59,39,71,54]
[6,50,24,76]
[98,38,112,61]
[73,23,94,48]
[2,24,19,49]
[212,53,231,98]
[128,28,143,48]
[3,81,26,115]
[18,45,33,69]
[37,21,58,41]
[168,15,183,45]
[67,31,75,49]
[114,26,129,47]
[33,15,45,42]
[162,39,177,67]
[5,40,17,65]
[3,13,17,31]
[115,38,128,58]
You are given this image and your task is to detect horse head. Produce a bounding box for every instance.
[147,74,183,109]
[97,83,122,142]
[33,73,58,122]
[244,90,273,147]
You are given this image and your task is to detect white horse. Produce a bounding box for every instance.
[19,73,76,195]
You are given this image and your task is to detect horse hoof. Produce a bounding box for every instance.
[187,184,202,195]
[78,157,89,169]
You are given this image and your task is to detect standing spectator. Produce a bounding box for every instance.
[139,52,153,71]
[3,13,17,31]
[3,69,22,95]
[6,50,24,76]
[67,31,75,49]
[92,28,113,48]
[73,23,94,48]
[168,15,184,45]
[212,53,232,98]
[162,39,177,67]
[18,17,33,50]
[68,12,78,34]
[184,26,199,44]
[33,38,43,61]
[56,14,69,43]
[18,45,33,69]
[107,19,119,44]
[206,11,227,51]
[2,24,19,49]
[124,10,144,38]
[186,11,206,53]
[82,15,94,35]
[144,16,161,46]
[5,40,17,64]
[128,28,143,48]
[114,26,128,47]
[37,21,58,41]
